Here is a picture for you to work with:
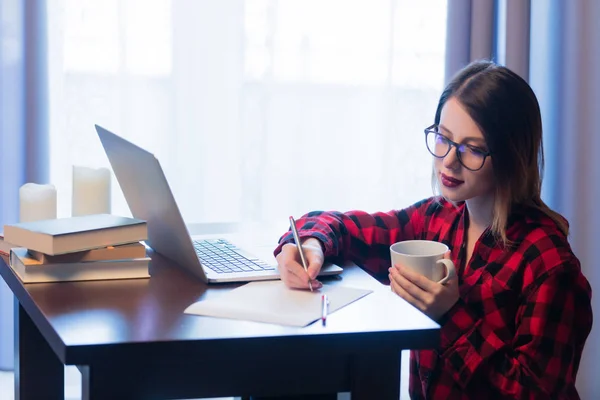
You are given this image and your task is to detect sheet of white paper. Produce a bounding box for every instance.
[184,280,373,327]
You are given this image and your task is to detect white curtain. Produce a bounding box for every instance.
[0,0,49,370]
[530,2,600,398]
[46,0,447,235]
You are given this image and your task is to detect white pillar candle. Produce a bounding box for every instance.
[19,183,57,222]
[72,166,112,216]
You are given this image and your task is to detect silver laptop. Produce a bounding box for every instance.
[95,124,343,283]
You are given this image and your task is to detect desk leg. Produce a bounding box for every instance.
[81,365,110,400]
[350,351,400,400]
[80,364,134,400]
[14,302,64,400]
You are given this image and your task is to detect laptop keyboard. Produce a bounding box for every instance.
[193,238,275,274]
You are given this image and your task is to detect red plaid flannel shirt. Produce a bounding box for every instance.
[274,197,593,399]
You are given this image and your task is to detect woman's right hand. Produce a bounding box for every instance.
[275,237,325,290]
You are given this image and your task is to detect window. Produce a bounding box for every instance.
[48,0,447,231]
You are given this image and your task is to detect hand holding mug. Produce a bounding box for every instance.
[389,240,459,321]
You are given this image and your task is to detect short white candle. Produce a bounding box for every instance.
[72,166,112,216]
[19,183,57,222]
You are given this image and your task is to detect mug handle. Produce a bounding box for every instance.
[436,259,456,284]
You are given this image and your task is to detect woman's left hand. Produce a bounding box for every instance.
[389,254,459,321]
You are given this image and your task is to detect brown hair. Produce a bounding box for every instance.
[432,60,568,244]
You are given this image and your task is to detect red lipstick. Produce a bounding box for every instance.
[441,173,464,188]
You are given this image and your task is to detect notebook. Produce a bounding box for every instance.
[95,124,344,283]
[184,280,373,327]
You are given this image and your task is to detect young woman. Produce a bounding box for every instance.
[273,60,593,399]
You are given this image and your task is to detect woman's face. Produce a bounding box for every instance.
[434,97,495,203]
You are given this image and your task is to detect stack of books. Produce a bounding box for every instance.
[2,214,150,283]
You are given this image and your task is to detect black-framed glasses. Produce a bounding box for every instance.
[424,124,491,171]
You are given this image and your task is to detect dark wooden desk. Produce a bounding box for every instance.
[0,250,439,400]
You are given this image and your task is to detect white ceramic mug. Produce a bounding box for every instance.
[390,240,456,284]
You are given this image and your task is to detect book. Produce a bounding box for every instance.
[27,242,147,263]
[0,233,22,257]
[9,248,151,283]
[3,214,148,256]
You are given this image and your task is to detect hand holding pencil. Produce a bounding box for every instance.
[274,216,324,290]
